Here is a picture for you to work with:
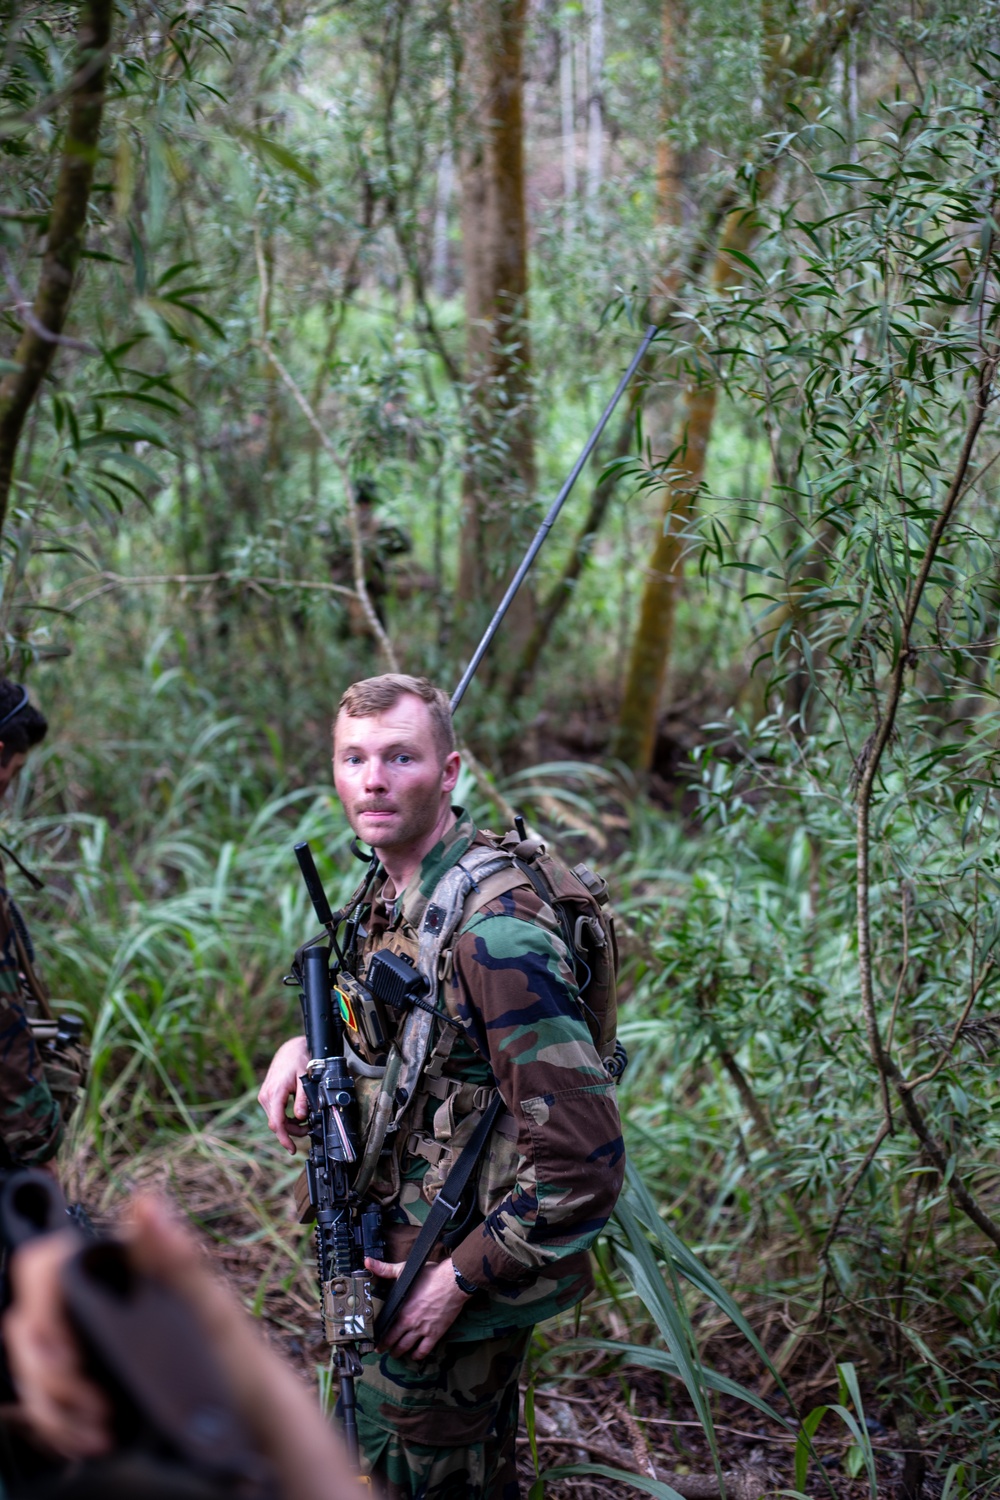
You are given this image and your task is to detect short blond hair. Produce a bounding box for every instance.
[336,674,456,760]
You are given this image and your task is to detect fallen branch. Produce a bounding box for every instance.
[58,569,358,611]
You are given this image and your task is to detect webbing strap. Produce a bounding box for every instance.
[373,1093,504,1342]
[457,864,528,929]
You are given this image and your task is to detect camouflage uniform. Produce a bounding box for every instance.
[0,878,61,1165]
[353,811,625,1499]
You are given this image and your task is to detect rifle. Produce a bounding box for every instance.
[0,1169,277,1499]
[289,844,384,1477]
[289,322,656,1466]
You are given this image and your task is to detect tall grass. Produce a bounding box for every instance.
[8,664,992,1489]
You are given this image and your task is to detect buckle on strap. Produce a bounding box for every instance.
[406,1132,448,1167]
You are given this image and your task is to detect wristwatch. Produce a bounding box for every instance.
[453,1264,478,1296]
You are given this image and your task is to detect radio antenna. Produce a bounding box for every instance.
[450,322,657,713]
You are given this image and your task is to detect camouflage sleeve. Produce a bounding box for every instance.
[446,890,625,1291]
[0,995,61,1164]
[0,925,61,1166]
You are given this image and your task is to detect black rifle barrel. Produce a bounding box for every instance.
[450,321,657,713]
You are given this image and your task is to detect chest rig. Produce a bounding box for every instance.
[340,841,517,1215]
[336,828,622,1222]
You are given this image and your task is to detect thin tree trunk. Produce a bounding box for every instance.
[655,0,684,281]
[612,348,729,769]
[853,348,1000,1255]
[0,0,113,548]
[560,18,577,244]
[506,0,682,704]
[432,145,454,298]
[508,408,637,703]
[456,0,536,660]
[585,0,604,210]
[739,520,840,719]
[257,224,280,489]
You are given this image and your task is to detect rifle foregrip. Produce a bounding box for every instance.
[295,841,335,928]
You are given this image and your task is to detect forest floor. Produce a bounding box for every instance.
[68,1133,940,1500]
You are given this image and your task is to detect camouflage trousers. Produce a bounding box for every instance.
[355,1327,532,1500]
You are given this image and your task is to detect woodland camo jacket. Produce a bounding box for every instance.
[0,884,60,1165]
[361,809,625,1339]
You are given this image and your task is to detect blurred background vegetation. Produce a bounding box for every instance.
[3,0,1000,1492]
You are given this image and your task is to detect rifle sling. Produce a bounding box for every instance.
[373,1092,503,1343]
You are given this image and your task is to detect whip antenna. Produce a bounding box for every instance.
[450,322,657,712]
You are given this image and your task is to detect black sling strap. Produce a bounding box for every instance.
[374,1093,504,1342]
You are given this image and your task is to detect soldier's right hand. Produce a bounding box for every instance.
[257,1036,311,1152]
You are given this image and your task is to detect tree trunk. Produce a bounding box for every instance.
[560,17,577,244]
[654,0,684,296]
[0,0,113,549]
[585,0,604,210]
[611,312,733,769]
[505,0,684,706]
[456,0,536,662]
[507,406,637,704]
[432,145,454,298]
[613,1,867,769]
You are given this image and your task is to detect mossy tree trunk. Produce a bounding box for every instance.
[456,0,536,664]
[613,205,763,769]
[0,0,113,552]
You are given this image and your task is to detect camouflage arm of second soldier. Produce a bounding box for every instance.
[0,991,61,1165]
[446,894,625,1291]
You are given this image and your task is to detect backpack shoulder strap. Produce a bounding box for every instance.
[456,863,529,929]
[389,846,521,1129]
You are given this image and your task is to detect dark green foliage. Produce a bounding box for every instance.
[8,0,1000,1491]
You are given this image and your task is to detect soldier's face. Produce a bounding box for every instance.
[332,696,460,853]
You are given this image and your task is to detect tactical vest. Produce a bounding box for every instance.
[0,868,88,1132]
[339,829,621,1224]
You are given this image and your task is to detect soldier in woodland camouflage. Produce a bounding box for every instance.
[259,675,625,1500]
[0,681,68,1167]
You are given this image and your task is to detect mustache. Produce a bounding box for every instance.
[356,802,396,812]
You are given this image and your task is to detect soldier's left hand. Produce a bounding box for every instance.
[365,1255,468,1361]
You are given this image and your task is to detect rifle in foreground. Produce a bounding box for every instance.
[0,1170,277,1499]
[289,843,384,1476]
